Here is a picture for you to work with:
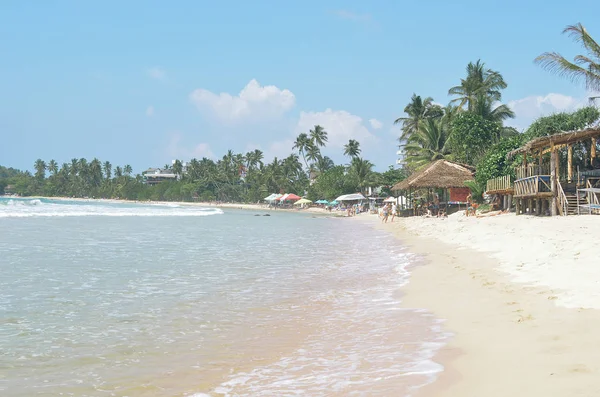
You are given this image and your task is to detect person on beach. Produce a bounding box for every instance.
[381,203,390,223]
[391,202,397,222]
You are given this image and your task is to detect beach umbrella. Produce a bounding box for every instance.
[328,200,338,205]
[383,196,396,203]
[335,193,366,201]
[281,193,301,201]
[294,198,312,205]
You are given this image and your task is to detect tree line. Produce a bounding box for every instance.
[0,130,406,203]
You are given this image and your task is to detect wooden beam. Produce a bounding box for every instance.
[568,144,573,183]
[550,148,557,216]
[592,137,597,162]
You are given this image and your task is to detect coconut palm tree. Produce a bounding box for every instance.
[394,94,442,143]
[305,142,321,165]
[471,94,515,125]
[34,159,46,180]
[535,23,600,91]
[103,161,112,180]
[343,139,361,158]
[123,164,133,176]
[292,132,311,169]
[448,60,508,111]
[403,118,450,168]
[47,159,58,176]
[309,125,328,148]
[315,156,335,173]
[348,157,376,196]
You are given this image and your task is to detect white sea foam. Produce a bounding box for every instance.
[0,198,223,218]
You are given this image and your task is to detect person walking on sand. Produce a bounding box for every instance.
[381,203,390,223]
[391,202,397,222]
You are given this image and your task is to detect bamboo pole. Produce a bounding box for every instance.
[592,137,597,163]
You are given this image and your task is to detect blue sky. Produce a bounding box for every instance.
[1,0,599,173]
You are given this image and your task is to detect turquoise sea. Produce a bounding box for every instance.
[0,198,447,396]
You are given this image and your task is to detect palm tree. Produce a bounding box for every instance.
[403,118,450,168]
[309,125,328,148]
[348,157,376,196]
[471,94,515,124]
[315,156,335,173]
[448,60,507,111]
[114,166,123,178]
[124,164,133,176]
[535,23,600,91]
[394,94,442,143]
[172,160,183,178]
[305,142,321,165]
[34,159,46,180]
[47,159,58,176]
[293,133,311,168]
[103,161,112,180]
[343,139,361,158]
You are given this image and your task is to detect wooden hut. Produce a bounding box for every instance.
[502,127,600,216]
[392,160,475,215]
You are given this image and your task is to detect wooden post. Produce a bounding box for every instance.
[567,144,573,183]
[516,198,520,215]
[592,137,597,160]
[550,147,557,216]
[539,151,543,175]
[508,195,512,212]
[536,198,541,216]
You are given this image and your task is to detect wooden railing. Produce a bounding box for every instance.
[515,164,550,180]
[486,175,513,193]
[556,181,567,216]
[514,175,552,197]
[587,179,600,207]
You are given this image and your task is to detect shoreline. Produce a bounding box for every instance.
[367,213,600,396]
[5,195,345,217]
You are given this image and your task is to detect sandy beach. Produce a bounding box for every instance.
[369,212,600,396]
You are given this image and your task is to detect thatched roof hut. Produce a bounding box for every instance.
[506,128,600,159]
[392,160,475,191]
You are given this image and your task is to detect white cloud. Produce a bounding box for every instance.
[507,93,585,130]
[295,109,376,149]
[147,67,166,80]
[369,118,383,129]
[166,133,215,160]
[146,106,154,117]
[189,79,296,123]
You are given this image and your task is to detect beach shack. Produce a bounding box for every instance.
[498,127,600,216]
[392,160,475,216]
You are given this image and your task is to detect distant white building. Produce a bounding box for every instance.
[142,168,177,185]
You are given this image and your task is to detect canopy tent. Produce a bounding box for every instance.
[335,193,367,201]
[279,193,301,202]
[383,196,397,203]
[294,198,312,205]
[328,200,338,205]
[264,193,279,201]
[315,199,329,204]
[392,160,474,191]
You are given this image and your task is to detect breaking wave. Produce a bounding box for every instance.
[0,198,223,218]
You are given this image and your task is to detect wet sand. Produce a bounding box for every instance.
[367,213,600,397]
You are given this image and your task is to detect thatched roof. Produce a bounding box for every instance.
[392,160,475,191]
[507,128,600,159]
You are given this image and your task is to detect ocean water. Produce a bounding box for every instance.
[0,198,447,396]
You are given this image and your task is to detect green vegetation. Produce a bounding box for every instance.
[0,126,402,202]
[397,59,515,171]
[397,22,600,196]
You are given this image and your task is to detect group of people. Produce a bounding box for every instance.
[379,202,397,223]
